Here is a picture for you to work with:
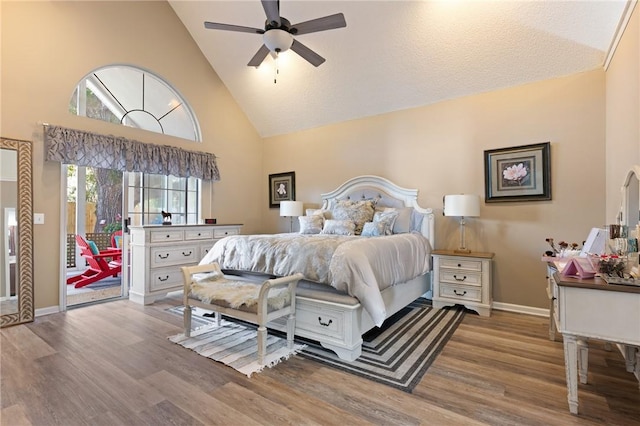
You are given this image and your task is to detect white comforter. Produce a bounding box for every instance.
[199,232,432,326]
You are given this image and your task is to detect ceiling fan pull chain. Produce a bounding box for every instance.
[274,52,279,84]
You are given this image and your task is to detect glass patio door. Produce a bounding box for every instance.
[64,165,128,307]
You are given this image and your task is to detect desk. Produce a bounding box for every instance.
[554,272,640,414]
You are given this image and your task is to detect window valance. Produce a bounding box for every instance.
[44,125,220,181]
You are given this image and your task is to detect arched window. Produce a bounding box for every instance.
[69,65,201,141]
[68,65,205,226]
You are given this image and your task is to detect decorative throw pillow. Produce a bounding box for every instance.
[373,210,399,235]
[86,240,99,255]
[331,199,375,235]
[114,235,122,248]
[306,208,332,219]
[361,221,386,237]
[299,214,324,234]
[382,207,413,233]
[320,219,356,236]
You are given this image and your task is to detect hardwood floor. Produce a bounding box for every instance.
[2,296,639,425]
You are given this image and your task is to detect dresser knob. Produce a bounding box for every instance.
[457,263,462,267]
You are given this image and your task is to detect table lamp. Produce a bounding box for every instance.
[443,194,480,253]
[280,200,303,232]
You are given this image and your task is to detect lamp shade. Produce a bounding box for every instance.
[280,201,303,217]
[443,194,480,217]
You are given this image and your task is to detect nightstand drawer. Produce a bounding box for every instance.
[439,283,481,302]
[440,258,482,271]
[440,270,482,286]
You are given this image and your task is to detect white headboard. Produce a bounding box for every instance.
[320,175,435,248]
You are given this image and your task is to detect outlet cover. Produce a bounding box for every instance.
[34,213,45,224]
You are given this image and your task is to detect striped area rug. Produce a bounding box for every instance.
[167,299,465,391]
[168,309,306,378]
[299,299,465,392]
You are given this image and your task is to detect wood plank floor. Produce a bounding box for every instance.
[2,296,639,426]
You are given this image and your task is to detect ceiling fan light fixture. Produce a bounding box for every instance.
[263,29,293,53]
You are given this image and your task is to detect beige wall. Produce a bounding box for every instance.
[1,1,264,310]
[606,5,640,223]
[263,70,607,309]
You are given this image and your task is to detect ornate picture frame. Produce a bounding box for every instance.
[269,171,295,208]
[484,142,551,202]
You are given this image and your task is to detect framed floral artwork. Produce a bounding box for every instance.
[484,142,551,202]
[269,171,295,208]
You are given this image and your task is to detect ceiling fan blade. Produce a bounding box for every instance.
[204,21,264,34]
[247,44,271,67]
[261,0,281,27]
[290,40,325,67]
[290,13,346,36]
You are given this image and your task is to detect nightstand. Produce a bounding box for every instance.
[431,250,494,317]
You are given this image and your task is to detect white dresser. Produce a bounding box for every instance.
[129,224,242,304]
[431,250,494,317]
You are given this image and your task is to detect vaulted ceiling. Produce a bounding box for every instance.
[169,1,630,138]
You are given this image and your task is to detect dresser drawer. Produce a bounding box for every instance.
[440,258,482,271]
[440,270,482,286]
[150,229,183,243]
[151,245,199,267]
[294,302,345,340]
[200,243,213,259]
[439,283,481,302]
[185,229,214,240]
[149,267,186,291]
[214,228,239,238]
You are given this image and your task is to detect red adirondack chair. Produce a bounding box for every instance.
[67,235,122,288]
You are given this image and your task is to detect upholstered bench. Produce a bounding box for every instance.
[181,263,303,365]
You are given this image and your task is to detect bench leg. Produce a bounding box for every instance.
[184,305,192,337]
[257,324,267,365]
[286,312,295,349]
[215,312,221,327]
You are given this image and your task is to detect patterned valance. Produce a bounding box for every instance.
[44,125,220,181]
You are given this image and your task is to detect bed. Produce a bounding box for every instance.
[199,175,435,361]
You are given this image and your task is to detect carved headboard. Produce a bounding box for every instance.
[320,175,435,248]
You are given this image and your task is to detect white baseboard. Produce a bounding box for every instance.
[35,305,61,317]
[493,301,549,317]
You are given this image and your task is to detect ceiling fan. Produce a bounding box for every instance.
[204,0,346,67]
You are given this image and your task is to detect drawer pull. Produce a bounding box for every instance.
[453,275,467,282]
[318,317,333,327]
[458,263,462,267]
[182,251,192,256]
[166,235,170,238]
[158,253,169,259]
[453,289,467,296]
[158,275,169,282]
[198,233,201,236]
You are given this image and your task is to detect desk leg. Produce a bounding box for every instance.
[563,334,579,414]
[577,339,588,384]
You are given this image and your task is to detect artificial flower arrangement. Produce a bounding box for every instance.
[544,238,581,258]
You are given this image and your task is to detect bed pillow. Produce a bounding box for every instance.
[381,207,413,233]
[86,240,99,255]
[361,221,386,237]
[320,219,356,236]
[331,199,375,235]
[306,208,332,219]
[373,210,399,236]
[299,214,324,234]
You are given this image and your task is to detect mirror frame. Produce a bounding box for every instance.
[621,165,640,229]
[1,137,34,327]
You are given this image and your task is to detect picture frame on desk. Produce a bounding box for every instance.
[484,142,551,202]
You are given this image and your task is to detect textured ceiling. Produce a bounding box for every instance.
[169,1,629,138]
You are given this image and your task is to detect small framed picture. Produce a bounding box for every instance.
[269,171,295,208]
[484,142,551,202]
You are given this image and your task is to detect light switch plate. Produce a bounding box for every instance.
[34,213,45,224]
